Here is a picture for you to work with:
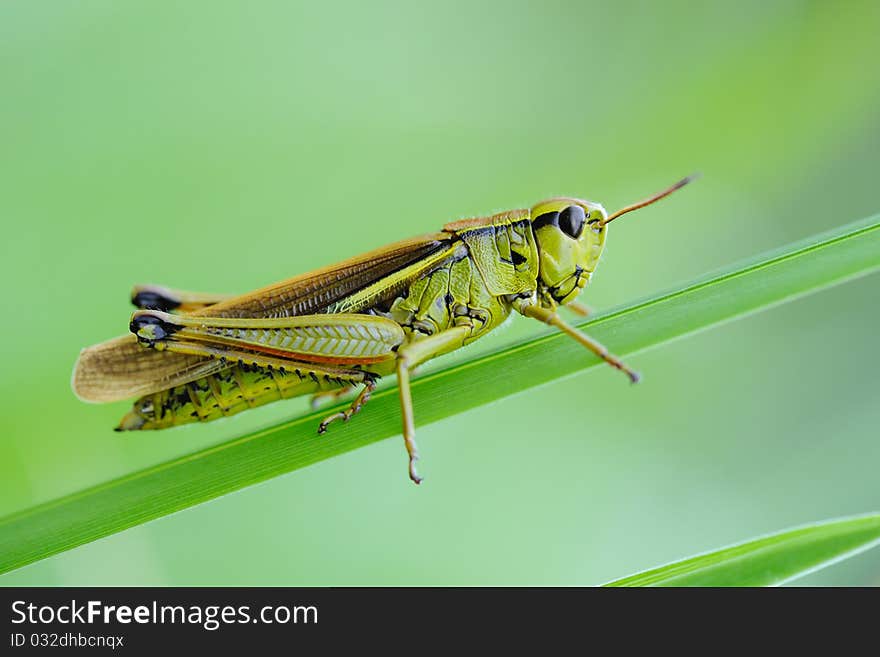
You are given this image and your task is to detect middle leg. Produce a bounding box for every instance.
[317,379,377,434]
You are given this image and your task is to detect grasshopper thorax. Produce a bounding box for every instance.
[529,197,608,306]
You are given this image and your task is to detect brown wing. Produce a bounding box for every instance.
[443,208,529,232]
[73,232,455,402]
[192,232,453,318]
[72,335,229,402]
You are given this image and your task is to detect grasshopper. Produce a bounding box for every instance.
[73,176,694,483]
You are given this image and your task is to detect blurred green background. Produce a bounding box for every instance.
[1,1,879,586]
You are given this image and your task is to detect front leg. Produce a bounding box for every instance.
[514,299,640,383]
[564,300,593,318]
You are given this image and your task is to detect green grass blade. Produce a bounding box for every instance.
[603,512,880,586]
[1,215,878,576]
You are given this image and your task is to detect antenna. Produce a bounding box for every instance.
[601,174,699,226]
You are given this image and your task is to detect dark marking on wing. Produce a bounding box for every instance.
[132,289,181,311]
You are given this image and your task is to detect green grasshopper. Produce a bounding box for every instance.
[73,176,693,483]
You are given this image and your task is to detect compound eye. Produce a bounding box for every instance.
[558,205,585,239]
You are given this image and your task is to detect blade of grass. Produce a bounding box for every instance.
[1,215,878,576]
[603,512,880,586]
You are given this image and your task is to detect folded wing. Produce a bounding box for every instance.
[73,232,455,402]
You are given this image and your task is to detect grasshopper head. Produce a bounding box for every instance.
[529,175,696,307]
[529,197,608,306]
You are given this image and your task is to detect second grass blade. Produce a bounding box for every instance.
[603,512,880,586]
